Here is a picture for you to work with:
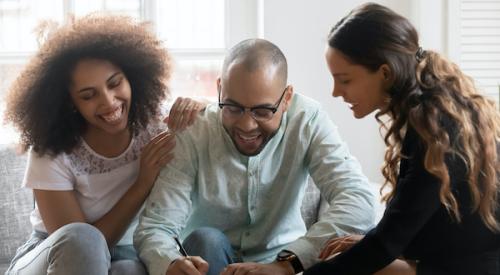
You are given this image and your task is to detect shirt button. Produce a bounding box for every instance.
[250,206,256,211]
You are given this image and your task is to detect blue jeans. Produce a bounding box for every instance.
[183,227,241,275]
[6,223,146,275]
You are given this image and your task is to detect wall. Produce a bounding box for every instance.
[260,0,415,184]
[410,0,447,55]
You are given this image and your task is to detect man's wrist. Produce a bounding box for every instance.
[274,260,295,275]
[276,250,304,274]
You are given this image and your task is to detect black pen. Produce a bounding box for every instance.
[174,236,189,257]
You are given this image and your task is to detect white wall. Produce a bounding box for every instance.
[259,0,414,184]
[410,0,447,55]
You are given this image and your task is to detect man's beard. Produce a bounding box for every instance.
[229,119,282,157]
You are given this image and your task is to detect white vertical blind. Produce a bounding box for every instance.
[457,0,500,100]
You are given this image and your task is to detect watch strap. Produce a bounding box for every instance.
[277,250,304,274]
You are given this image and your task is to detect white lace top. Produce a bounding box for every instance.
[23,124,164,246]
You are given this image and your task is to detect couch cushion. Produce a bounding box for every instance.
[0,144,31,270]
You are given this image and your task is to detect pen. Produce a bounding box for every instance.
[174,236,189,257]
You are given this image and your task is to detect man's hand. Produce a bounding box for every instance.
[166,256,209,275]
[221,261,294,275]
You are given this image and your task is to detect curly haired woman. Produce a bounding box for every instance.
[4,14,204,275]
[305,3,500,275]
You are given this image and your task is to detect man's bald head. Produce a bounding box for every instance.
[222,39,288,87]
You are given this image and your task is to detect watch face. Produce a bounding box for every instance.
[277,250,294,260]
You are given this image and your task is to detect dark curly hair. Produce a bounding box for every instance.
[329,3,500,231]
[4,14,172,156]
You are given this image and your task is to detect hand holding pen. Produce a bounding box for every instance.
[165,236,209,275]
[174,236,190,258]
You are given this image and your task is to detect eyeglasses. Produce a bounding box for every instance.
[218,86,288,122]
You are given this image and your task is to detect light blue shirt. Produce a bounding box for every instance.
[134,93,375,275]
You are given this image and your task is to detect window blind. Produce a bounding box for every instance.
[458,0,500,101]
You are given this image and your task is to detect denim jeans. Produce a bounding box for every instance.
[183,227,241,275]
[6,222,146,275]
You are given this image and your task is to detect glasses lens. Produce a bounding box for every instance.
[222,105,243,118]
[252,108,274,121]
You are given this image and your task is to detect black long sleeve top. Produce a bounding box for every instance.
[304,125,500,275]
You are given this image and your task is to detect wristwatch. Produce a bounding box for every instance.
[276,250,304,274]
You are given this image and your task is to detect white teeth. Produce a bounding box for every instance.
[101,105,122,122]
[238,133,259,141]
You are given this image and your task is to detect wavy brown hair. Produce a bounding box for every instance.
[4,14,171,156]
[328,3,500,231]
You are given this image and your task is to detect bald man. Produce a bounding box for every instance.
[134,39,375,275]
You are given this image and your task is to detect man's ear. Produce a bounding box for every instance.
[216,77,223,100]
[282,85,294,112]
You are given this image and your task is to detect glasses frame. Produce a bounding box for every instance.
[218,86,288,122]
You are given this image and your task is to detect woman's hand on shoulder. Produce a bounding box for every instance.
[164,97,209,132]
[319,234,364,260]
[137,131,176,190]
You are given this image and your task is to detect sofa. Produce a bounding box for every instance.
[0,144,31,273]
[0,143,327,273]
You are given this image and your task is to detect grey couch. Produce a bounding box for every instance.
[0,144,31,273]
[0,144,325,273]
